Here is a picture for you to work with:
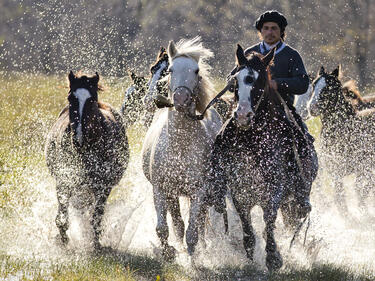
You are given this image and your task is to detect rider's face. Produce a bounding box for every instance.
[260,22,281,45]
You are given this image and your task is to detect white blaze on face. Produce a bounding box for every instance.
[308,77,326,116]
[149,61,167,95]
[73,88,91,144]
[235,68,259,121]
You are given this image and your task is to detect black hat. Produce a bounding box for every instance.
[255,10,288,32]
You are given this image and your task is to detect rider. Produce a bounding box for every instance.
[212,10,316,218]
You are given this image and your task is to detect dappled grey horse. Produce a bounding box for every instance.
[308,66,375,213]
[141,37,222,260]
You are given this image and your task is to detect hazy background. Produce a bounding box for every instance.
[0,0,374,89]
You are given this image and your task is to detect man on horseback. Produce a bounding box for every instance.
[211,10,316,218]
[247,10,316,216]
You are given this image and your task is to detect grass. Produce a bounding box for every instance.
[0,73,374,280]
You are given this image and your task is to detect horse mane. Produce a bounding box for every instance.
[170,36,216,114]
[342,80,363,102]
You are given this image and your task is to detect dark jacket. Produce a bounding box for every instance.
[245,41,309,108]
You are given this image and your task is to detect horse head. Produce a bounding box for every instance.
[308,66,342,116]
[68,71,101,147]
[231,44,275,129]
[161,36,215,120]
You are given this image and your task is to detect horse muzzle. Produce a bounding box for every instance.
[234,110,254,130]
[173,87,193,112]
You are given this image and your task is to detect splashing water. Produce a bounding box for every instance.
[1,136,375,276]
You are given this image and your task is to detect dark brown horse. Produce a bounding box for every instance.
[45,72,129,249]
[308,66,375,213]
[208,45,318,271]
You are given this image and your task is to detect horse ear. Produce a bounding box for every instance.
[168,40,177,58]
[319,66,325,76]
[92,72,99,84]
[158,47,166,59]
[331,66,340,78]
[129,71,136,82]
[68,71,75,83]
[262,47,275,67]
[235,44,247,66]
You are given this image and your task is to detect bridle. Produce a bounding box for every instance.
[232,65,266,116]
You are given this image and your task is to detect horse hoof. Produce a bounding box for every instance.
[55,233,69,247]
[187,243,196,256]
[162,245,176,262]
[266,250,283,271]
[93,241,103,252]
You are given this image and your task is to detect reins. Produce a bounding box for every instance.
[153,78,233,121]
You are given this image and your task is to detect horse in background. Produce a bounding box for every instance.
[308,66,375,214]
[121,71,148,128]
[142,37,223,260]
[341,79,375,111]
[45,72,129,250]
[121,47,170,128]
[294,78,313,121]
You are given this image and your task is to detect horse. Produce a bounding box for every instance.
[141,36,223,260]
[45,72,129,250]
[209,44,318,271]
[120,71,148,128]
[307,66,375,213]
[294,81,313,121]
[121,47,170,129]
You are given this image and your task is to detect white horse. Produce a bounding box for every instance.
[294,83,313,121]
[141,36,222,260]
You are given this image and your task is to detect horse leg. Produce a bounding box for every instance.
[197,202,208,249]
[167,196,185,243]
[231,195,256,261]
[263,193,283,271]
[333,176,349,215]
[186,189,206,255]
[91,187,111,250]
[154,185,175,261]
[355,171,372,211]
[55,182,70,246]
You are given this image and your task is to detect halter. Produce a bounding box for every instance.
[154,75,203,121]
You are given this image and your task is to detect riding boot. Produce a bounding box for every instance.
[294,133,318,218]
[290,109,318,218]
[295,173,312,218]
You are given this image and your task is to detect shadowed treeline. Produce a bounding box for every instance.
[0,0,374,89]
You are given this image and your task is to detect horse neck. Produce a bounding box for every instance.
[321,87,356,126]
[167,110,201,146]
